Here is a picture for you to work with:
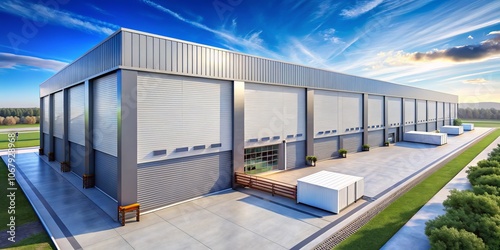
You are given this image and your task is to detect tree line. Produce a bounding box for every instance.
[0,108,40,117]
[458,108,500,120]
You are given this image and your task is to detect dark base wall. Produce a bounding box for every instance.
[314,136,339,160]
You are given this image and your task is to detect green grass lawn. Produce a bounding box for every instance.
[0,132,40,149]
[0,124,40,129]
[462,119,500,128]
[336,129,500,250]
[0,159,54,249]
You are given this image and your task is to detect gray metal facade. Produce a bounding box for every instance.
[341,133,362,152]
[428,122,437,131]
[95,150,118,200]
[137,151,232,211]
[70,142,85,177]
[93,73,118,157]
[68,84,85,146]
[43,133,50,155]
[416,123,427,132]
[54,137,64,162]
[314,136,339,160]
[286,141,306,169]
[368,130,384,147]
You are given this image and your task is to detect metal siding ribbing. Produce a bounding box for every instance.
[68,84,85,145]
[42,97,50,133]
[417,123,427,132]
[137,73,232,163]
[368,95,384,128]
[444,103,450,118]
[53,91,64,139]
[119,29,457,103]
[388,97,402,126]
[340,92,362,133]
[450,103,456,119]
[368,130,384,147]
[40,32,121,96]
[244,83,306,147]
[444,119,450,126]
[95,150,118,200]
[314,136,339,160]
[404,99,415,124]
[70,142,85,177]
[405,125,415,133]
[93,73,117,157]
[137,151,232,211]
[342,133,362,152]
[314,90,339,138]
[428,122,437,131]
[287,141,306,169]
[54,137,64,162]
[427,101,437,121]
[417,100,426,122]
[43,133,50,155]
[437,102,444,119]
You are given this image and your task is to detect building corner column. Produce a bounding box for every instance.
[84,80,95,187]
[232,81,245,188]
[117,69,138,206]
[362,93,369,146]
[39,97,44,155]
[63,89,70,163]
[306,89,314,157]
[48,94,55,161]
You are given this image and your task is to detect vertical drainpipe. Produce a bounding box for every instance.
[362,93,369,147]
[84,80,95,180]
[306,89,314,158]
[232,81,245,188]
[117,69,138,207]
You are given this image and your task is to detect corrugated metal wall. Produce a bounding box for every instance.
[314,90,339,137]
[43,133,50,155]
[340,92,363,133]
[70,142,85,177]
[54,137,64,163]
[444,103,450,119]
[428,122,437,131]
[417,100,427,123]
[341,133,362,152]
[368,95,384,128]
[404,125,415,133]
[437,102,444,120]
[119,29,457,103]
[68,84,85,146]
[53,91,64,139]
[368,130,384,147]
[314,136,339,160]
[40,32,121,96]
[42,97,50,134]
[388,97,402,126]
[244,83,306,148]
[137,73,232,163]
[137,151,232,211]
[427,101,437,122]
[404,99,415,124]
[95,150,118,200]
[416,123,427,132]
[93,73,117,157]
[286,141,306,169]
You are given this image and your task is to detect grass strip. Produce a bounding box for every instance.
[0,124,40,129]
[335,129,500,250]
[4,232,54,250]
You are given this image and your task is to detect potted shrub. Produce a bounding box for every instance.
[48,152,55,161]
[453,118,462,126]
[39,148,44,155]
[306,155,318,166]
[338,149,347,158]
[384,141,390,146]
[362,144,370,151]
[60,161,70,172]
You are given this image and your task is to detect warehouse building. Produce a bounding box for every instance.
[39,28,458,212]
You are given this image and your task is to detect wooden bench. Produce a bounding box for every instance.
[118,203,140,226]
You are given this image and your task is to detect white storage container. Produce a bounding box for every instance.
[297,171,364,213]
[404,131,447,145]
[462,123,474,131]
[440,125,464,135]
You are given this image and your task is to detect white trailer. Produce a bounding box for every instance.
[462,123,474,131]
[404,131,447,145]
[441,125,464,135]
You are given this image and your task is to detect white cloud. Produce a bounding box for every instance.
[0,53,67,71]
[468,35,474,39]
[462,78,487,84]
[488,31,500,35]
[321,28,342,44]
[0,0,118,35]
[340,0,384,18]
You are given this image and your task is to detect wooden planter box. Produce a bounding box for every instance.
[48,152,55,161]
[39,148,44,155]
[60,162,71,172]
[83,174,95,189]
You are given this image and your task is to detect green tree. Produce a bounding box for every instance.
[427,226,486,250]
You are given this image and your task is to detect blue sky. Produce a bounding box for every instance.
[1,0,499,108]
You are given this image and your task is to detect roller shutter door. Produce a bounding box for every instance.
[314,136,339,160]
[417,123,427,132]
[93,73,117,157]
[53,91,64,139]
[428,122,437,131]
[43,133,50,155]
[95,151,118,200]
[286,141,306,169]
[368,130,384,147]
[137,151,232,211]
[404,125,415,133]
[68,84,85,146]
[54,137,64,162]
[341,133,362,152]
[42,97,50,134]
[70,142,85,177]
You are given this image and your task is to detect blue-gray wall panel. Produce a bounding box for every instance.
[137,151,232,211]
[54,137,64,162]
[342,133,362,152]
[286,141,306,169]
[95,150,118,200]
[428,122,437,131]
[314,136,339,160]
[368,130,384,147]
[417,123,427,132]
[43,133,50,155]
[70,142,85,177]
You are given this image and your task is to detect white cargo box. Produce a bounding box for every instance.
[462,123,474,131]
[297,171,364,213]
[440,125,464,135]
[404,131,447,145]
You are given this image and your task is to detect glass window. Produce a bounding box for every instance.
[244,144,279,174]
